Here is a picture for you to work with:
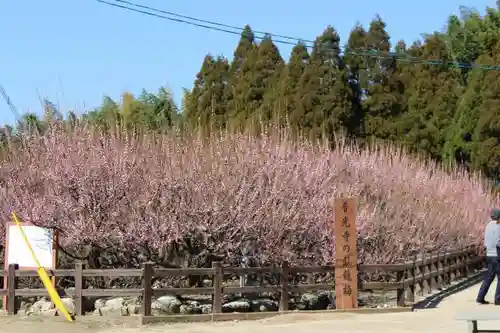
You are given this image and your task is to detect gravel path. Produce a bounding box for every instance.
[1,281,499,333]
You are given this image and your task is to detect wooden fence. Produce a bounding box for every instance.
[0,246,484,316]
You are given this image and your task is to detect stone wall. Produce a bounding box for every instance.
[13,290,394,317]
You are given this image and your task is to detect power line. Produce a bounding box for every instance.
[112,0,308,44]
[97,0,297,46]
[96,0,396,60]
[98,0,500,71]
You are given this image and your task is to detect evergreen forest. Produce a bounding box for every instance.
[4,5,500,181]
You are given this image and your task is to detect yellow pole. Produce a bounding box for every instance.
[11,212,74,322]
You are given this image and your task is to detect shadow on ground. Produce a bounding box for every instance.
[411,271,485,310]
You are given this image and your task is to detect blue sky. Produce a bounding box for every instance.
[0,0,496,126]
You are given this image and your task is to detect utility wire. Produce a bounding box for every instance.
[98,0,398,55]
[98,0,500,71]
[97,0,297,45]
[96,0,400,61]
[112,0,308,44]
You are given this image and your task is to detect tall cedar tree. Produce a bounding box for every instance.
[441,62,485,169]
[278,43,310,126]
[442,6,500,169]
[386,40,414,142]
[248,34,284,128]
[344,23,367,137]
[294,26,351,140]
[401,33,460,159]
[188,55,230,129]
[363,16,406,142]
[471,40,500,179]
[227,25,258,129]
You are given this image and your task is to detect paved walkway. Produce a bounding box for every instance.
[1,280,499,333]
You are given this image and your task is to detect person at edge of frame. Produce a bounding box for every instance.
[476,208,500,305]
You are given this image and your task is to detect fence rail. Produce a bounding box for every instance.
[0,246,484,316]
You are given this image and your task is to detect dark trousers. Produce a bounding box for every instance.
[477,256,500,303]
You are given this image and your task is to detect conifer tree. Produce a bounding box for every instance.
[252,35,285,125]
[294,26,351,140]
[344,23,367,136]
[362,17,407,142]
[227,25,258,127]
[188,55,230,129]
[278,42,310,125]
[400,33,460,159]
[470,40,500,179]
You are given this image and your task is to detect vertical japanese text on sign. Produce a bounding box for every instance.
[334,198,357,309]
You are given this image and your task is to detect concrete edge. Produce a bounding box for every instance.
[140,307,412,325]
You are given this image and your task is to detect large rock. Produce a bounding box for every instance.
[151,296,182,314]
[126,298,141,315]
[180,303,202,315]
[22,297,74,317]
[26,298,55,316]
[251,299,279,312]
[222,300,251,313]
[17,288,380,317]
[300,291,334,310]
[199,304,213,314]
[93,297,128,316]
[58,297,76,316]
[95,305,129,316]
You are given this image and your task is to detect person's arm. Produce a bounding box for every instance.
[495,226,500,257]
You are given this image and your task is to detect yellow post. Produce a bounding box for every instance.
[11,212,74,322]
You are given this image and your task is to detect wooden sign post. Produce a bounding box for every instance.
[334,198,358,309]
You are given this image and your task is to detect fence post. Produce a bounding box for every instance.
[449,254,456,281]
[416,264,424,296]
[74,263,83,316]
[463,253,469,277]
[240,254,249,289]
[212,262,222,314]
[396,270,405,307]
[7,264,18,315]
[424,257,432,294]
[280,261,289,312]
[455,255,461,279]
[445,253,452,283]
[141,262,154,316]
[405,263,415,303]
[430,257,438,291]
[436,253,444,289]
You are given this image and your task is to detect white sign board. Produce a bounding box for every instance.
[6,224,53,268]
